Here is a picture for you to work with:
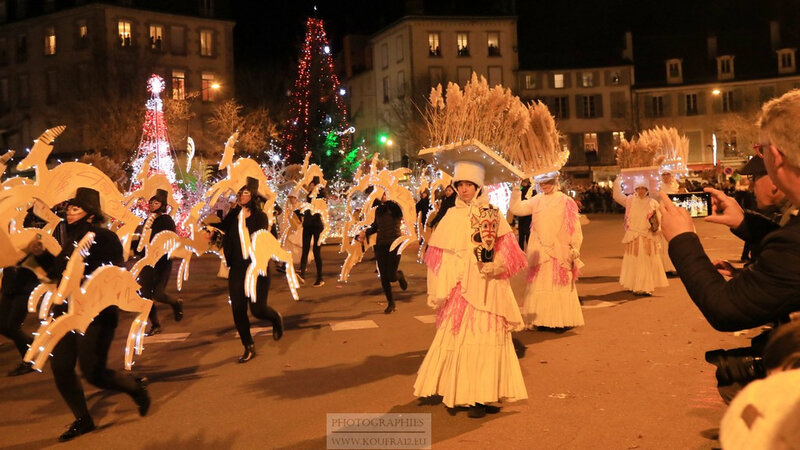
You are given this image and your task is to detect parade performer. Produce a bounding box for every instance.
[28,188,150,441]
[219,178,284,363]
[509,171,584,330]
[414,74,565,418]
[358,193,408,313]
[135,189,183,335]
[413,158,528,418]
[613,175,668,295]
[298,176,327,287]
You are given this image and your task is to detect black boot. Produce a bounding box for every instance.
[146,325,162,336]
[58,417,96,442]
[273,313,284,341]
[133,377,151,416]
[7,361,35,376]
[468,403,486,418]
[397,271,408,291]
[384,301,396,314]
[238,344,256,363]
[172,299,184,322]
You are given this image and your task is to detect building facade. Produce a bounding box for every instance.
[517,64,635,182]
[0,0,234,156]
[345,15,518,166]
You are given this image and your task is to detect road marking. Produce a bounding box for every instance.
[144,333,190,344]
[234,326,273,338]
[414,315,436,324]
[581,301,617,309]
[330,320,379,331]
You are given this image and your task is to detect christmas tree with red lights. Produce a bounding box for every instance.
[130,74,178,189]
[281,18,352,178]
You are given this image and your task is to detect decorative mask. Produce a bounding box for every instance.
[470,205,499,263]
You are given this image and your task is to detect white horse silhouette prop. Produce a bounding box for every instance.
[238,209,300,301]
[124,154,180,215]
[205,132,278,226]
[25,232,153,371]
[16,126,142,259]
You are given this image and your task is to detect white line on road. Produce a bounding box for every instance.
[330,320,379,331]
[414,315,436,324]
[144,333,191,343]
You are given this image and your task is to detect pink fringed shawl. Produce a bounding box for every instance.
[526,195,581,285]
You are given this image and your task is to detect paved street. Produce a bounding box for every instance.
[0,214,752,449]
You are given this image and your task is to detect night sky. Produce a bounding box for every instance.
[228,0,792,107]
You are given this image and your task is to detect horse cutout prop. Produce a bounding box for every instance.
[237,209,300,301]
[124,153,180,216]
[205,132,278,227]
[15,126,142,259]
[25,232,153,371]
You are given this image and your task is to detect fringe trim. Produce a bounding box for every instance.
[565,198,579,236]
[424,246,443,275]
[527,257,573,286]
[436,282,509,335]
[495,233,527,279]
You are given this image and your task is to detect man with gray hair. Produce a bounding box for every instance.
[659,89,800,332]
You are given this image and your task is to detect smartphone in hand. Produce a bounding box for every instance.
[668,192,712,218]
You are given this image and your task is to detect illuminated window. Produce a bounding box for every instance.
[612,131,625,148]
[200,30,213,56]
[201,73,217,101]
[584,133,598,152]
[428,32,440,56]
[487,32,500,56]
[553,73,564,89]
[43,26,56,55]
[457,32,469,56]
[118,20,132,47]
[77,20,88,47]
[172,70,185,100]
[524,74,536,89]
[581,72,593,87]
[149,25,163,50]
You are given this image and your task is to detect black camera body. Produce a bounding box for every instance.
[704,328,771,389]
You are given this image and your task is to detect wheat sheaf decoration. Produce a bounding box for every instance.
[422,72,568,180]
[616,126,688,173]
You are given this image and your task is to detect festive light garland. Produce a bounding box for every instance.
[280,18,352,175]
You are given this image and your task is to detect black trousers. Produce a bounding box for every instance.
[375,244,401,304]
[300,226,323,282]
[0,266,39,358]
[51,307,139,420]
[228,264,281,347]
[138,260,178,328]
[517,218,531,251]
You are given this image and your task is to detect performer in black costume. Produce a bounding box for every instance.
[219,178,284,363]
[1,210,48,376]
[28,188,149,442]
[298,176,326,287]
[358,193,408,314]
[135,189,183,335]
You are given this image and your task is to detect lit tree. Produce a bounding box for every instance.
[281,17,353,178]
[130,74,178,189]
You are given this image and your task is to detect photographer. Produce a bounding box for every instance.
[659,90,800,333]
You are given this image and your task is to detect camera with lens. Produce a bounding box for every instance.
[704,329,771,390]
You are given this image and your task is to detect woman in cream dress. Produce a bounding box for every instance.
[612,176,668,295]
[414,160,528,419]
[509,172,584,329]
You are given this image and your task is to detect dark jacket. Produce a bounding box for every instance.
[516,185,533,230]
[299,191,326,232]
[416,196,430,226]
[366,200,403,247]
[133,213,177,270]
[36,219,124,282]
[668,213,800,332]
[220,205,268,268]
